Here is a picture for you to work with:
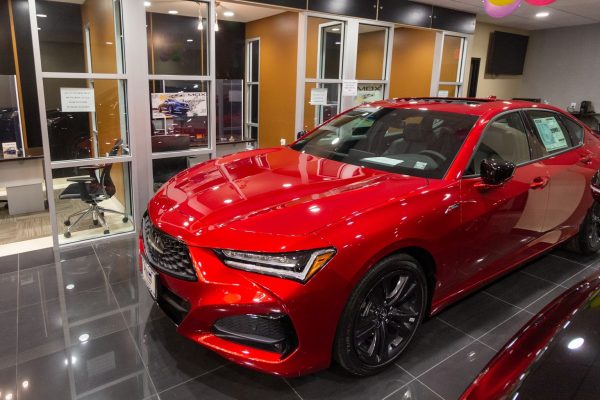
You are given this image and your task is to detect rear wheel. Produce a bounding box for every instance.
[569,203,600,256]
[334,254,428,376]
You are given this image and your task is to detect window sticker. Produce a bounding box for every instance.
[362,157,404,166]
[533,117,568,152]
[414,161,427,170]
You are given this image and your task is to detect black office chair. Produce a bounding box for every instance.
[59,139,129,238]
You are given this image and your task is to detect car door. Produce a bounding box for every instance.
[524,110,596,242]
[456,111,551,286]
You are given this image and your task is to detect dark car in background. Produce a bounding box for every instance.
[461,272,600,400]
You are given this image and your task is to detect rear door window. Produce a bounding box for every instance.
[560,116,585,146]
[525,110,574,154]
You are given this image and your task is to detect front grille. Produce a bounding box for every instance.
[142,214,197,281]
[213,314,298,356]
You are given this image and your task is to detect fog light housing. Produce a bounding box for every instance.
[212,313,298,356]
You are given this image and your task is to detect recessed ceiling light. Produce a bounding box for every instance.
[331,27,340,32]
[186,39,193,42]
[36,13,47,18]
[168,10,178,14]
[144,1,151,6]
[536,11,550,18]
[65,284,75,290]
[105,41,113,45]
[223,10,234,17]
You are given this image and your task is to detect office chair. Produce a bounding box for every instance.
[59,139,129,238]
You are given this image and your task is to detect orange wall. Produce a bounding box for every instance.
[389,28,436,98]
[356,30,386,80]
[246,12,298,148]
[82,0,126,205]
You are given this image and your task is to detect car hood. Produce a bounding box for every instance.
[148,147,429,248]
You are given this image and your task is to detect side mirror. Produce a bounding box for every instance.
[476,159,515,191]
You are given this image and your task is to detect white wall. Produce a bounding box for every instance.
[521,23,600,111]
[464,22,529,100]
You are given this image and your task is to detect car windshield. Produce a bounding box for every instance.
[291,107,479,179]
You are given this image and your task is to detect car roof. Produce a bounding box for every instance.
[365,97,557,117]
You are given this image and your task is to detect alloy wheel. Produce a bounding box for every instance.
[353,270,424,365]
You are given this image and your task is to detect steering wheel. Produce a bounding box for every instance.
[418,150,447,164]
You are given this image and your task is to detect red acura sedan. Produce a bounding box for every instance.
[140,97,600,377]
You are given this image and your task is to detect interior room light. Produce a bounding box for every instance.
[535,11,550,18]
[186,39,193,42]
[65,284,74,290]
[21,381,29,389]
[143,1,151,6]
[197,20,204,30]
[36,14,47,18]
[215,20,219,31]
[331,27,340,32]
[223,10,234,17]
[168,10,178,14]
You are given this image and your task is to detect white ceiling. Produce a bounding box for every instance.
[417,0,600,31]
[145,1,284,23]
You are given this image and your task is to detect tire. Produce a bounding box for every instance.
[569,202,600,256]
[334,253,428,376]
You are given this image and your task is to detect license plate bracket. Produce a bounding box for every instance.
[142,258,158,300]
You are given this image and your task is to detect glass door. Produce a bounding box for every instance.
[31,0,134,245]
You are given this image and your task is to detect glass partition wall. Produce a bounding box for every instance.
[300,14,393,132]
[29,0,217,251]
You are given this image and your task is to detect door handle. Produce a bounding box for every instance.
[579,154,593,165]
[530,176,550,190]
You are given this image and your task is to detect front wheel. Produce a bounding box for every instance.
[334,254,428,376]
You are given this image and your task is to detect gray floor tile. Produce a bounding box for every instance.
[419,341,496,400]
[385,380,443,400]
[158,364,298,400]
[0,271,17,312]
[562,266,600,288]
[520,255,588,285]
[289,364,412,400]
[129,316,224,393]
[484,270,558,309]
[550,249,599,267]
[0,309,17,369]
[436,291,521,339]
[479,310,534,351]
[18,247,55,270]
[18,263,59,307]
[395,318,474,377]
[0,254,18,274]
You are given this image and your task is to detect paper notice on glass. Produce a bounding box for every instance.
[310,88,328,106]
[60,88,96,112]
[437,90,449,98]
[342,80,358,97]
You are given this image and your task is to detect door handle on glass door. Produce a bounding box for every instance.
[530,176,550,190]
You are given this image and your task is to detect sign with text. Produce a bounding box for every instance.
[309,88,328,106]
[342,80,358,97]
[60,88,96,112]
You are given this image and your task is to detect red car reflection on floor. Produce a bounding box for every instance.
[140,97,600,377]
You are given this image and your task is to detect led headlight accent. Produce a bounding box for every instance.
[216,248,336,282]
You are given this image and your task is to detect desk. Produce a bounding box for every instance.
[0,154,45,215]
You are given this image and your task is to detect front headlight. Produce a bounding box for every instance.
[215,248,336,283]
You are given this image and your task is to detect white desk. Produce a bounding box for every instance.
[0,155,46,215]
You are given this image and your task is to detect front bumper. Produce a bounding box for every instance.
[139,237,344,377]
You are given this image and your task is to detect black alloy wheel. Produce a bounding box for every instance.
[587,203,600,250]
[353,270,423,365]
[334,254,428,376]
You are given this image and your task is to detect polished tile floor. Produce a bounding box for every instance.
[0,239,599,400]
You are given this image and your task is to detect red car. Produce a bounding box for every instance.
[140,97,600,377]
